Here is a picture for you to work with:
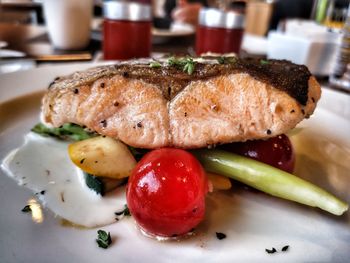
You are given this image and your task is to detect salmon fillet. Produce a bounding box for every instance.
[42,58,321,149]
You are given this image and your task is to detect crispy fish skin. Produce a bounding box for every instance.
[42,58,321,149]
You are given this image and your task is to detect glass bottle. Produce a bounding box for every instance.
[329,4,350,91]
[103,1,152,60]
[195,8,245,55]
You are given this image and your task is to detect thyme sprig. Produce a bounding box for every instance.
[260,59,269,65]
[217,56,237,65]
[167,57,196,75]
[149,61,161,68]
[265,247,277,254]
[21,205,32,213]
[96,230,112,249]
[115,204,131,219]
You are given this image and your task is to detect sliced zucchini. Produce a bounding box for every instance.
[68,136,136,179]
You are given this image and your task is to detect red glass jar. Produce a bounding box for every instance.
[103,2,152,60]
[196,8,245,55]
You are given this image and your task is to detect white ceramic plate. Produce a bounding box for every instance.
[0,64,349,262]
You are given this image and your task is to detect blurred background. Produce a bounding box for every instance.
[0,0,349,92]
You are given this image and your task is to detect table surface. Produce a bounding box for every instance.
[0,21,195,57]
[0,21,349,95]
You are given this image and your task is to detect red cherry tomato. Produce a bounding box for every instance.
[126,148,208,237]
[222,134,295,173]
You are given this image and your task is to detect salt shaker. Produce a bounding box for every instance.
[103,1,152,60]
[195,8,245,55]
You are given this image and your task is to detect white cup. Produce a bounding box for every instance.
[43,0,93,50]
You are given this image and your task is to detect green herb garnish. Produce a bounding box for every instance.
[260,59,269,65]
[84,172,125,196]
[167,56,182,67]
[96,230,112,249]
[281,245,289,252]
[183,58,195,74]
[265,247,277,254]
[31,123,96,141]
[167,57,196,75]
[115,204,131,217]
[21,205,31,213]
[217,56,237,65]
[149,61,161,68]
[217,56,226,64]
[84,173,104,196]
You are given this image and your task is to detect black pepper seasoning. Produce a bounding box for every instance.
[60,192,65,202]
[215,232,226,240]
[265,247,277,254]
[101,120,107,128]
[167,86,171,98]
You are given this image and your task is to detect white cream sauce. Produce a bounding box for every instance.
[1,132,126,227]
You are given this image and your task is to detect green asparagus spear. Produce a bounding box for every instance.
[193,149,348,216]
[31,123,96,141]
